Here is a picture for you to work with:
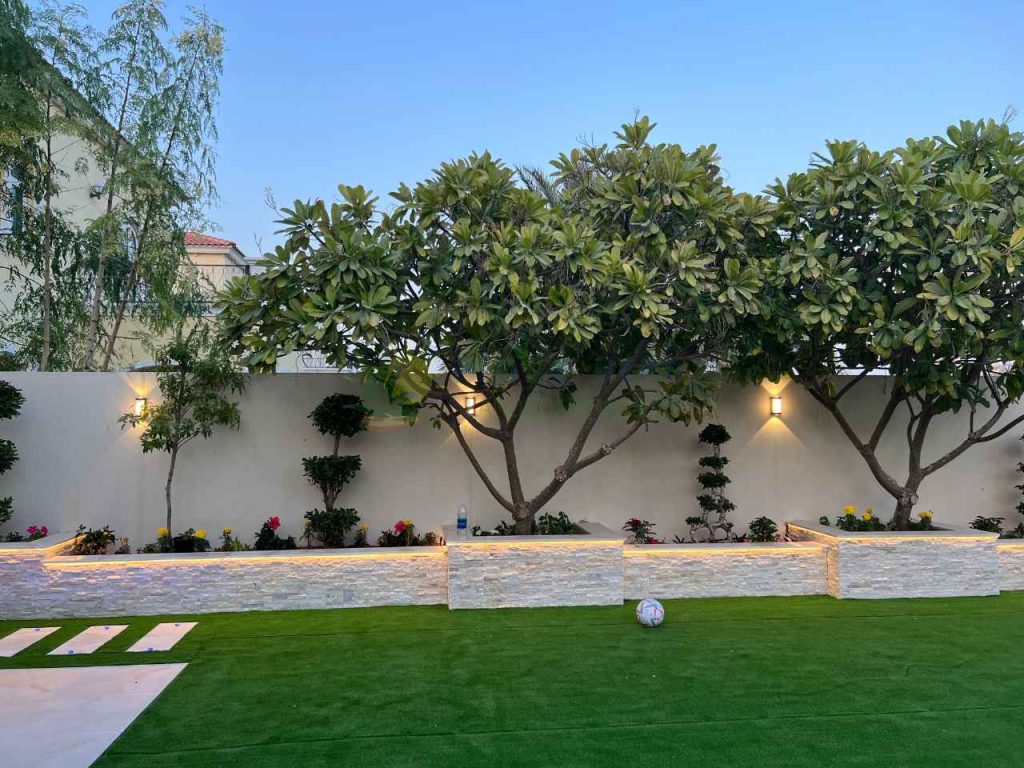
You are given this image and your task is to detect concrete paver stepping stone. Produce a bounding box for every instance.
[127,622,197,653]
[0,663,187,768]
[47,625,128,656]
[0,627,60,657]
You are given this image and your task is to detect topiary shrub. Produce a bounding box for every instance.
[681,424,737,542]
[0,381,24,531]
[302,394,371,546]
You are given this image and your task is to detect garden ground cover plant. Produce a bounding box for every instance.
[2,594,1023,766]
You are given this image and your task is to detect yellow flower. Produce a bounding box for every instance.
[402,519,413,526]
[196,529,207,540]
[863,510,873,521]
[920,511,933,519]
[843,505,856,516]
[360,524,369,532]
[157,527,169,537]
[222,527,232,535]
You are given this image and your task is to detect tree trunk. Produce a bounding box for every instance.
[892,486,919,530]
[40,136,53,371]
[100,262,136,370]
[165,445,177,535]
[512,506,533,535]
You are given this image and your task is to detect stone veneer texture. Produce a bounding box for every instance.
[2,547,447,619]
[622,543,826,599]
[997,543,1024,591]
[446,541,624,609]
[786,522,999,599]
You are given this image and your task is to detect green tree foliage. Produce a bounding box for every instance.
[220,118,770,532]
[94,7,225,370]
[0,381,24,529]
[120,327,245,534]
[2,0,222,371]
[0,0,42,169]
[736,119,1024,528]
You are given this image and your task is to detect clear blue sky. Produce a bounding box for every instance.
[79,0,1022,260]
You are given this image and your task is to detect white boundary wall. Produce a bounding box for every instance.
[1,372,1022,549]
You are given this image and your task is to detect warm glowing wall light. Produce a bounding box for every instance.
[133,397,147,417]
[464,396,476,416]
[769,395,783,417]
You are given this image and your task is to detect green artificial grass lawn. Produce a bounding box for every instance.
[3,594,1024,767]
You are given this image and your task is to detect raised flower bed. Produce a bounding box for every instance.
[786,520,1000,599]
[444,521,624,609]
[623,541,826,599]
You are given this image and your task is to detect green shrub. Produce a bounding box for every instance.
[304,507,360,548]
[71,525,116,555]
[970,516,1004,533]
[0,381,23,531]
[536,511,578,535]
[747,516,779,542]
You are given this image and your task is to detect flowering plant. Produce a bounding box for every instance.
[25,525,48,541]
[378,519,438,546]
[255,517,295,550]
[907,510,935,531]
[623,518,660,544]
[835,511,885,532]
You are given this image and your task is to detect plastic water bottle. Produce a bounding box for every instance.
[457,504,468,538]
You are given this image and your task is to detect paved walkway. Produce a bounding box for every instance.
[0,664,186,768]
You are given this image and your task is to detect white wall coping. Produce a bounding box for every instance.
[787,520,998,541]
[46,545,446,567]
[444,520,624,545]
[0,532,78,555]
[624,541,823,555]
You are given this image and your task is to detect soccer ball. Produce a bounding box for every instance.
[635,598,665,627]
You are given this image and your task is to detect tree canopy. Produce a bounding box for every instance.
[737,118,1024,527]
[220,118,770,531]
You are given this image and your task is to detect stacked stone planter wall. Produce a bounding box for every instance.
[444,522,624,609]
[5,521,1024,619]
[622,542,826,599]
[1,535,447,619]
[997,542,1024,591]
[786,521,1000,599]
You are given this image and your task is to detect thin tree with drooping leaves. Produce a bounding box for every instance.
[98,7,223,371]
[81,0,170,371]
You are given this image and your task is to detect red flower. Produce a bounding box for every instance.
[394,520,407,534]
[268,516,281,531]
[41,526,48,535]
[26,525,37,535]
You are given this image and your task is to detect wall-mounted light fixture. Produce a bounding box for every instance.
[133,397,148,418]
[769,395,783,417]
[464,396,476,416]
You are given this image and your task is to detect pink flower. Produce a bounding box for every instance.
[40,526,48,536]
[268,516,281,531]
[26,525,37,535]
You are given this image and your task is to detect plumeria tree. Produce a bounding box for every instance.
[738,119,1024,528]
[220,119,769,533]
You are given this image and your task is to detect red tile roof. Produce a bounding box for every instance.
[184,232,236,247]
